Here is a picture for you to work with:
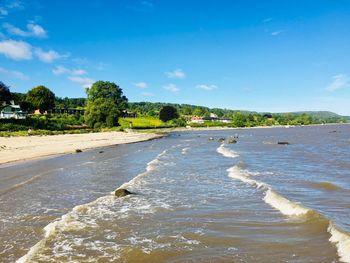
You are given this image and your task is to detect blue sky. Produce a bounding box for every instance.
[1,0,350,115]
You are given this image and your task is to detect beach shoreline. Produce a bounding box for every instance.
[1,123,348,166]
[0,131,166,166]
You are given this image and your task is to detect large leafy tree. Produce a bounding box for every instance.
[84,81,128,128]
[0,81,12,104]
[159,105,179,122]
[26,85,55,113]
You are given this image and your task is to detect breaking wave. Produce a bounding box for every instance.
[17,149,168,263]
[218,145,350,263]
[216,144,239,158]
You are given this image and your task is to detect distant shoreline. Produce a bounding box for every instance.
[1,122,347,166]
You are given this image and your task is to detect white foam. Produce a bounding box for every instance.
[328,223,350,263]
[263,189,312,216]
[227,165,311,217]
[181,147,190,155]
[217,144,239,158]
[227,166,267,189]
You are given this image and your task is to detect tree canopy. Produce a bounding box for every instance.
[26,85,55,113]
[84,81,128,128]
[0,81,12,104]
[159,105,179,122]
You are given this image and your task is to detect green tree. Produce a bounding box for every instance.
[159,106,179,122]
[26,85,55,113]
[84,81,128,128]
[0,81,12,104]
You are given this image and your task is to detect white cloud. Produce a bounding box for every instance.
[133,82,147,88]
[0,39,32,60]
[165,69,186,79]
[0,66,28,80]
[72,69,86,76]
[196,84,217,91]
[6,0,24,9]
[262,18,273,23]
[3,22,47,38]
[68,76,94,88]
[142,92,154,97]
[52,65,69,75]
[163,83,179,93]
[326,74,348,92]
[53,65,87,76]
[271,30,283,36]
[35,48,68,63]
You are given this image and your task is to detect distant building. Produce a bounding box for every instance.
[122,110,137,118]
[0,102,26,119]
[190,116,204,123]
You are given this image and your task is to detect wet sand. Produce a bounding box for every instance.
[0,131,165,165]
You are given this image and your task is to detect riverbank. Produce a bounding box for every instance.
[0,131,165,165]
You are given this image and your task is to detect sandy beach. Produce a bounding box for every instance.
[0,131,165,165]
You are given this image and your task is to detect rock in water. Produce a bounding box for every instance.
[208,137,215,141]
[75,149,82,153]
[277,141,290,145]
[228,139,237,144]
[115,188,133,197]
[218,138,225,142]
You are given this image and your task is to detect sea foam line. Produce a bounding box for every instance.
[217,144,350,262]
[17,149,168,263]
[216,144,239,158]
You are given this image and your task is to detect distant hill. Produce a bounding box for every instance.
[288,111,342,118]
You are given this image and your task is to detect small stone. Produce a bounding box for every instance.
[75,149,82,153]
[115,188,133,197]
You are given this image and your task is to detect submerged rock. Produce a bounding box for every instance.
[277,141,290,145]
[99,151,104,153]
[115,188,133,197]
[228,139,237,144]
[75,149,82,153]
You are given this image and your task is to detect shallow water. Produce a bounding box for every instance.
[1,125,349,262]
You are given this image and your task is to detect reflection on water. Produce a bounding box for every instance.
[1,125,350,262]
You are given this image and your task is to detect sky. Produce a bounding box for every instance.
[0,0,350,115]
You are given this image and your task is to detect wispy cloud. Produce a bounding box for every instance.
[52,65,87,76]
[0,66,28,80]
[68,76,94,88]
[163,83,179,93]
[165,69,186,79]
[262,18,273,23]
[142,92,154,97]
[326,74,348,92]
[133,82,147,89]
[196,84,217,91]
[271,30,283,36]
[35,48,69,63]
[0,39,32,60]
[0,0,24,17]
[3,22,47,38]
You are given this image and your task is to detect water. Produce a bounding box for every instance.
[1,125,349,262]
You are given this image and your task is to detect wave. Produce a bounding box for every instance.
[226,164,350,261]
[216,144,239,158]
[17,149,168,263]
[312,181,342,191]
[117,149,167,191]
[328,224,350,263]
[181,147,190,155]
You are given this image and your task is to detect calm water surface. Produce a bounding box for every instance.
[0,125,349,262]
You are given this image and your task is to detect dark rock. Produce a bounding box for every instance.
[99,151,104,153]
[208,137,215,141]
[115,188,133,197]
[75,149,82,153]
[218,138,225,142]
[228,139,237,144]
[277,141,290,145]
